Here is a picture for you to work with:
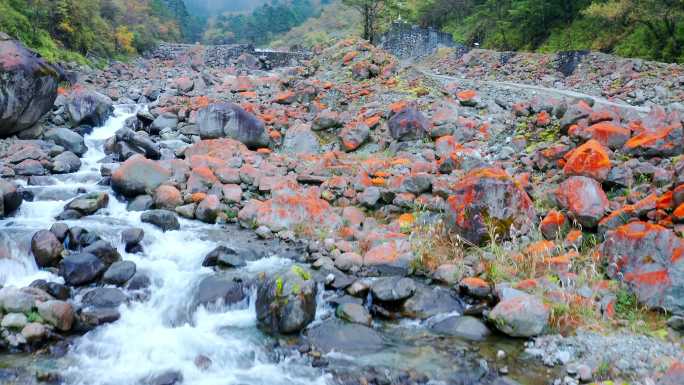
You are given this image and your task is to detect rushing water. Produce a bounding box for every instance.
[0,105,329,385]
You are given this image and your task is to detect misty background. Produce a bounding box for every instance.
[184,0,270,16]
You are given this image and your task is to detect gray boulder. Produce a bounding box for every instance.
[488,293,549,337]
[51,151,82,173]
[370,276,416,302]
[198,103,269,149]
[59,252,106,286]
[65,87,113,127]
[0,33,61,137]
[141,210,180,231]
[430,315,491,341]
[44,127,86,156]
[256,266,317,334]
[305,319,383,354]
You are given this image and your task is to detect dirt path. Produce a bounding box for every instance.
[419,69,653,115]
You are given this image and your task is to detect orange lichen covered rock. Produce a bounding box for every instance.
[446,167,536,245]
[540,210,567,240]
[563,139,612,181]
[601,221,684,314]
[556,176,608,228]
[588,121,631,149]
[254,180,342,233]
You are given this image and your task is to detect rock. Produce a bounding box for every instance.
[601,222,684,315]
[430,315,491,341]
[0,180,23,217]
[64,192,109,217]
[153,185,183,210]
[370,276,416,302]
[555,176,608,228]
[194,275,245,308]
[282,123,320,154]
[0,287,35,313]
[256,266,317,334]
[111,155,172,197]
[202,245,255,268]
[30,280,69,300]
[150,112,179,132]
[44,128,86,156]
[103,261,137,286]
[141,210,180,231]
[1,313,28,329]
[121,227,144,252]
[433,264,464,285]
[402,285,463,319]
[253,180,341,233]
[78,307,120,329]
[21,322,47,342]
[127,195,154,211]
[339,123,370,151]
[198,103,269,149]
[51,151,82,173]
[488,293,549,337]
[14,159,45,175]
[81,287,126,308]
[31,229,64,267]
[336,303,372,326]
[563,139,611,182]
[388,105,430,141]
[305,319,384,354]
[195,195,220,223]
[624,108,683,157]
[312,109,342,131]
[540,210,568,240]
[59,252,106,286]
[589,122,630,150]
[83,240,121,266]
[0,33,61,137]
[126,273,151,291]
[36,300,74,331]
[459,277,492,299]
[446,167,536,245]
[559,101,591,133]
[65,87,113,127]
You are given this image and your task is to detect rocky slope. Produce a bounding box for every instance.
[0,35,683,385]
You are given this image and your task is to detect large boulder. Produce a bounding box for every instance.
[388,105,430,141]
[65,86,113,127]
[446,167,536,245]
[555,176,608,228]
[193,274,246,309]
[256,266,317,334]
[488,293,549,337]
[36,300,74,331]
[111,155,172,197]
[0,32,61,137]
[601,222,684,315]
[282,123,320,154]
[31,229,63,268]
[198,103,269,149]
[305,319,384,354]
[43,127,86,156]
[61,192,109,218]
[562,139,611,182]
[141,210,180,231]
[59,252,106,286]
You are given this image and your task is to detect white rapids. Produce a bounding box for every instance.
[0,105,330,385]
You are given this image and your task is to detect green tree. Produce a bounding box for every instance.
[342,0,390,43]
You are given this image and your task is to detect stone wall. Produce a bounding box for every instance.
[379,22,467,59]
[148,43,311,68]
